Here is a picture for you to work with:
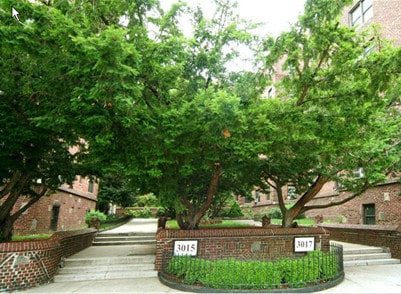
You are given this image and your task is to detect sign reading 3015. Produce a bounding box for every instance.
[173,240,198,256]
[294,237,315,252]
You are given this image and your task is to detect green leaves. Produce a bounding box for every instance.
[258,0,401,224]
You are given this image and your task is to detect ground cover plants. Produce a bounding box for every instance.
[166,251,339,290]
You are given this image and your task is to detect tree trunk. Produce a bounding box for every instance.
[0,170,47,242]
[281,209,298,228]
[280,175,329,228]
[176,212,200,230]
[0,215,15,242]
[177,162,222,230]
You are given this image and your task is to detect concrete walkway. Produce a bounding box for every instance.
[19,218,401,293]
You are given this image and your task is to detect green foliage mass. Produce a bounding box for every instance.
[2,0,401,237]
[85,210,107,224]
[167,251,339,290]
[218,201,243,218]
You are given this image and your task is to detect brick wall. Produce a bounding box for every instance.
[319,224,401,260]
[12,176,98,236]
[0,228,96,292]
[155,227,330,271]
[342,0,401,45]
[305,181,401,225]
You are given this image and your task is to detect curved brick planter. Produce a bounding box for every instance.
[158,271,345,293]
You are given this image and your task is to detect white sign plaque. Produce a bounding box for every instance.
[173,240,198,256]
[294,237,315,252]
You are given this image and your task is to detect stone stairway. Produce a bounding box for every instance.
[92,232,156,246]
[54,254,156,282]
[54,231,157,282]
[338,241,400,267]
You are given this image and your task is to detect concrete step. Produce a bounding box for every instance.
[96,232,155,237]
[344,258,401,267]
[63,255,155,267]
[335,241,400,267]
[93,232,156,246]
[94,236,155,242]
[54,268,157,282]
[343,247,384,255]
[343,252,391,261]
[92,239,156,246]
[58,263,154,275]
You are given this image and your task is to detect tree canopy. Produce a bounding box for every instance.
[1,0,401,238]
[257,0,401,226]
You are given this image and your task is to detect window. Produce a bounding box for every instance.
[350,0,373,27]
[265,186,271,201]
[287,185,297,200]
[254,190,260,203]
[50,203,60,231]
[363,204,375,224]
[353,167,365,179]
[88,180,94,193]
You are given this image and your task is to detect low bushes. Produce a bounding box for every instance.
[125,207,153,218]
[85,210,107,224]
[166,251,339,290]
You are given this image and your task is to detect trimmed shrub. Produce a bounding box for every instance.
[85,210,107,224]
[219,202,244,218]
[166,251,339,290]
[126,208,152,218]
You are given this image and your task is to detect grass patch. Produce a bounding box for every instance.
[270,218,316,226]
[166,218,316,229]
[166,220,251,229]
[12,234,52,242]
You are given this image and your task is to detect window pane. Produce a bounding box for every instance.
[363,0,373,9]
[363,6,373,22]
[350,5,362,26]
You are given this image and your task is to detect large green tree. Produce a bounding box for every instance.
[0,0,87,241]
[0,0,164,240]
[119,0,264,229]
[256,0,401,227]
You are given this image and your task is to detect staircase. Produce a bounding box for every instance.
[92,232,156,246]
[54,231,157,282]
[337,242,400,267]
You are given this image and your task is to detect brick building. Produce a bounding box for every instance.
[342,0,401,45]
[239,0,401,226]
[12,176,98,236]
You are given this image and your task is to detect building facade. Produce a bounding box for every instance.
[342,0,401,46]
[12,176,98,236]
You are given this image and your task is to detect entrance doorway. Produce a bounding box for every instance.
[363,204,375,224]
[50,203,60,231]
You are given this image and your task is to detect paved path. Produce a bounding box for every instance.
[19,218,401,293]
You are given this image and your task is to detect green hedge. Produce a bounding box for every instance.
[166,251,339,290]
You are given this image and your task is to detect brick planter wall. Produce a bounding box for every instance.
[0,228,96,292]
[319,224,401,260]
[155,226,330,271]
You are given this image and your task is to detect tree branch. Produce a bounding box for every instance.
[0,170,22,199]
[301,180,370,213]
[10,189,47,223]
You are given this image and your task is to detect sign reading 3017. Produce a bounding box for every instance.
[173,240,198,256]
[294,237,315,252]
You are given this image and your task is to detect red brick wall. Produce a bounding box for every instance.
[305,182,401,225]
[155,227,330,271]
[12,176,98,236]
[0,229,96,292]
[342,0,401,45]
[319,224,401,260]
